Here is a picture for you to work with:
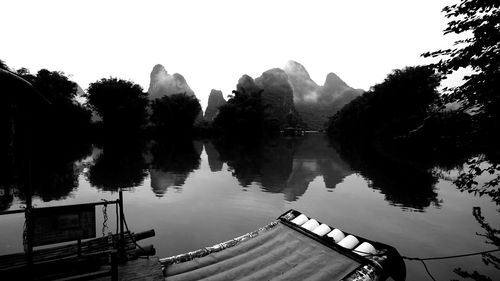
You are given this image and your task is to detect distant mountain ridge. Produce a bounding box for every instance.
[148,64,204,123]
[204,89,226,122]
[283,61,363,130]
[147,62,362,130]
[148,64,195,100]
[236,70,299,129]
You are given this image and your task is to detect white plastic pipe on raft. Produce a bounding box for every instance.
[338,235,359,249]
[291,214,308,226]
[301,219,320,231]
[327,229,345,243]
[354,242,377,256]
[312,224,331,236]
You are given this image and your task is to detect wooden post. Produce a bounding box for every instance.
[25,198,34,281]
[111,250,118,281]
[77,239,82,256]
[25,156,34,280]
[119,190,124,257]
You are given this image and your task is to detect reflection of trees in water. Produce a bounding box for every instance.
[213,138,265,187]
[211,133,352,201]
[0,186,14,211]
[0,137,92,209]
[453,154,500,280]
[149,138,201,197]
[331,139,441,211]
[31,139,92,201]
[454,207,500,280]
[87,137,148,191]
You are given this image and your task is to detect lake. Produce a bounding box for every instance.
[0,132,498,280]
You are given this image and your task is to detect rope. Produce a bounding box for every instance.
[420,260,437,281]
[403,248,500,281]
[402,248,500,261]
[117,191,148,257]
[101,200,109,237]
[115,203,119,235]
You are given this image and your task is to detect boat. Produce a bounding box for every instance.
[281,127,305,137]
[160,209,406,281]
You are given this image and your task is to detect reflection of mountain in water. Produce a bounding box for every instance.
[204,141,223,172]
[292,134,352,190]
[149,139,201,197]
[211,133,353,201]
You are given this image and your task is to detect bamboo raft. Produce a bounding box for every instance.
[0,229,155,280]
[160,210,405,281]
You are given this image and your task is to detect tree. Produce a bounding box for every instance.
[327,65,441,141]
[422,2,500,279]
[18,69,92,136]
[422,0,500,128]
[0,59,9,70]
[213,88,279,137]
[422,0,500,221]
[150,93,201,135]
[86,78,148,132]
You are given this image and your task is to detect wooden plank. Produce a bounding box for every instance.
[0,231,133,264]
[32,204,96,246]
[53,269,111,281]
[94,257,164,281]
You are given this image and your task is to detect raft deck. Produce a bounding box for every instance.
[160,209,405,281]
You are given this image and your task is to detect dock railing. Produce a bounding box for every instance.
[0,190,126,280]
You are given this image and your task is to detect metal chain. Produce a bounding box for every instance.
[102,203,108,237]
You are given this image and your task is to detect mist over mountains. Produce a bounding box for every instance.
[148,64,195,99]
[283,61,363,130]
[147,61,362,130]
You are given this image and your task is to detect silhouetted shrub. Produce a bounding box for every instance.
[213,88,279,137]
[327,65,440,142]
[150,93,201,135]
[86,78,148,133]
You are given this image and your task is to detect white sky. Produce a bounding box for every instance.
[1,0,457,108]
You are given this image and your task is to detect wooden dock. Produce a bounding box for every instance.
[94,257,164,281]
[0,230,158,280]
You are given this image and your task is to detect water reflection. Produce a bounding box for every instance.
[87,137,148,191]
[331,139,441,211]
[203,141,223,172]
[212,134,352,201]
[1,131,461,211]
[149,138,201,196]
[0,136,92,209]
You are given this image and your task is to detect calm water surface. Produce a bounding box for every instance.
[0,133,498,281]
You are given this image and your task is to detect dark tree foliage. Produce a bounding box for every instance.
[422,0,500,203]
[1,63,93,205]
[422,3,500,280]
[150,93,201,135]
[327,65,441,142]
[86,78,148,132]
[0,59,9,70]
[14,68,93,134]
[213,88,279,137]
[422,0,500,126]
